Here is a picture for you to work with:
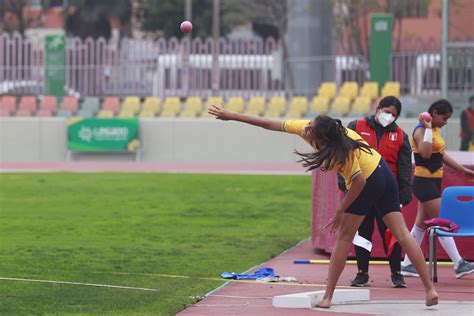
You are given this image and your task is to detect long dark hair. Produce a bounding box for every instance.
[428,99,453,115]
[296,115,373,172]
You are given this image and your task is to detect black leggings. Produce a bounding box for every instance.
[355,211,402,274]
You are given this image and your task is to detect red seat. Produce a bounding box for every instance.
[15,109,33,117]
[61,96,79,113]
[39,96,58,113]
[0,108,10,117]
[36,109,53,117]
[101,96,121,114]
[18,96,37,112]
[0,96,17,114]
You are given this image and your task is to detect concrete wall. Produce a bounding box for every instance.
[0,117,462,163]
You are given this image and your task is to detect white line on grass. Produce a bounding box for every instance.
[0,277,159,292]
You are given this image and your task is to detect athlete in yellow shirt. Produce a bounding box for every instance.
[402,99,474,278]
[208,105,438,308]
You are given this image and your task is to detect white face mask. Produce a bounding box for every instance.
[378,112,396,127]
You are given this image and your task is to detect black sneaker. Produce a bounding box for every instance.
[391,272,407,288]
[350,271,369,287]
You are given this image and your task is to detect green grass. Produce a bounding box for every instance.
[0,173,311,315]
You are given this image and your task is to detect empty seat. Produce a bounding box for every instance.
[246,97,265,115]
[160,109,178,118]
[101,96,121,114]
[285,109,304,118]
[18,96,37,113]
[351,96,371,115]
[142,97,161,114]
[162,97,181,116]
[200,109,214,119]
[226,97,244,113]
[139,110,156,118]
[288,96,308,116]
[76,109,94,118]
[97,109,114,118]
[206,96,224,108]
[36,109,53,117]
[381,81,400,97]
[264,109,282,118]
[180,110,199,118]
[0,96,17,114]
[317,82,337,99]
[81,97,100,114]
[330,96,351,116]
[0,108,11,117]
[15,109,33,117]
[267,96,287,116]
[183,96,203,115]
[56,110,73,118]
[339,82,358,100]
[310,96,330,114]
[39,96,58,113]
[118,110,135,118]
[360,82,379,100]
[122,96,141,114]
[61,96,79,113]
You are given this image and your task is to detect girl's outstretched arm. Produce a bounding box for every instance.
[208,104,283,132]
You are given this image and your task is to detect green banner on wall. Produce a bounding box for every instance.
[369,14,393,93]
[45,34,65,99]
[68,118,140,152]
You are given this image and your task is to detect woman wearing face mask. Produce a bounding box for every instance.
[208,105,438,308]
[338,96,411,288]
[401,99,474,279]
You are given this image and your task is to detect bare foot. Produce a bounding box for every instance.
[316,298,331,308]
[425,290,439,306]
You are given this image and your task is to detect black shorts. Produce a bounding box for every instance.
[346,158,401,217]
[413,176,442,202]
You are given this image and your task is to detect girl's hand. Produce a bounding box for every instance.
[208,104,233,121]
[418,113,432,129]
[324,211,343,234]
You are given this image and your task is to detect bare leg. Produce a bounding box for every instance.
[383,212,438,306]
[316,213,365,308]
[414,198,441,229]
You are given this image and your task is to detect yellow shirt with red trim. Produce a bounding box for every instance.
[412,126,444,178]
[282,120,381,188]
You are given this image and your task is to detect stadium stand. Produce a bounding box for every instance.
[118,110,135,118]
[317,82,337,99]
[161,97,181,116]
[350,96,372,116]
[226,97,245,113]
[122,96,141,114]
[330,96,351,116]
[81,97,100,115]
[360,82,379,100]
[0,96,17,114]
[181,96,203,117]
[141,97,160,116]
[246,96,265,115]
[15,109,33,117]
[36,109,54,117]
[381,81,401,97]
[97,109,114,118]
[39,96,58,114]
[288,96,308,116]
[60,96,79,113]
[310,96,330,114]
[339,82,359,100]
[101,96,121,114]
[18,96,37,114]
[266,96,287,117]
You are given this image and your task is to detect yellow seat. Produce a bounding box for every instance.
[143,97,161,114]
[97,110,114,118]
[360,82,379,100]
[246,97,265,115]
[226,97,244,113]
[351,96,371,115]
[264,109,282,118]
[339,82,358,100]
[288,96,308,116]
[330,96,351,116]
[162,97,181,115]
[139,110,156,118]
[160,110,177,118]
[183,96,203,115]
[122,96,141,114]
[200,109,214,118]
[311,96,330,114]
[285,109,304,118]
[180,110,198,118]
[381,81,400,97]
[317,82,337,99]
[267,96,287,116]
[118,110,135,118]
[206,96,224,108]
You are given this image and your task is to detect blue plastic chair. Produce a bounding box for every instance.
[429,186,474,282]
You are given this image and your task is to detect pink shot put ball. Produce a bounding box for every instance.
[180,21,193,33]
[421,111,432,122]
